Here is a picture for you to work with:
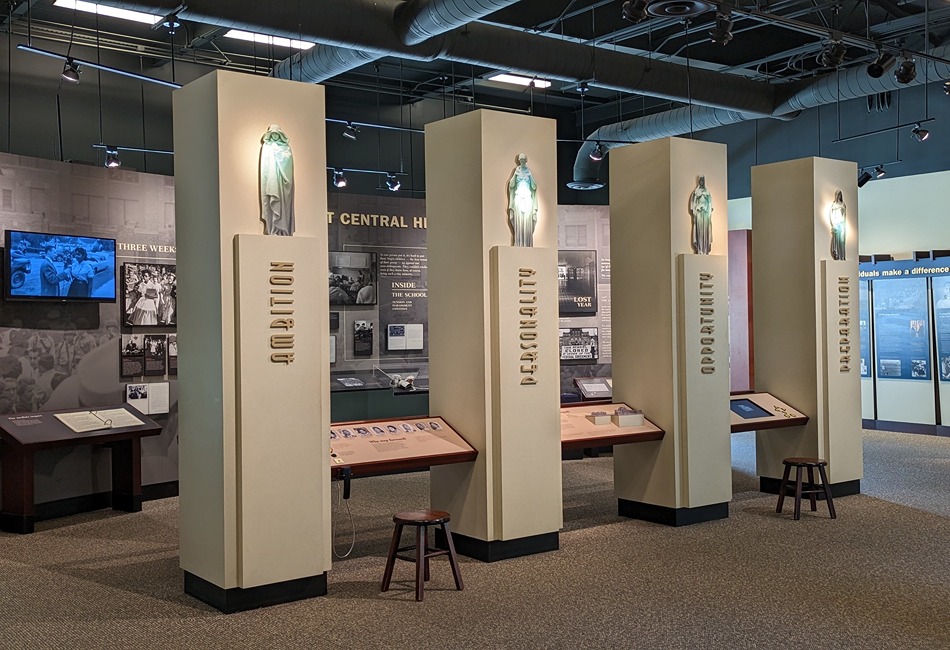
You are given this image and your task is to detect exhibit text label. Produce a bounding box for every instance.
[327,211,427,229]
[519,267,539,385]
[837,275,852,372]
[269,261,296,364]
[698,272,716,374]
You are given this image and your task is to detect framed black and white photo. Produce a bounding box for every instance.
[329,251,377,305]
[558,250,598,315]
[120,334,145,378]
[559,327,599,363]
[122,263,177,327]
[353,320,374,357]
[143,334,167,376]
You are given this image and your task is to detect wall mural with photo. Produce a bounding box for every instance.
[0,152,178,503]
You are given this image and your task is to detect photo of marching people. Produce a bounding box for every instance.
[122,263,177,327]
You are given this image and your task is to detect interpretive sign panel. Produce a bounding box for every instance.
[728,392,808,432]
[872,277,930,380]
[859,280,871,377]
[934,277,950,382]
[559,402,663,450]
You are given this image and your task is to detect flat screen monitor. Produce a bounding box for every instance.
[730,398,772,420]
[3,229,117,302]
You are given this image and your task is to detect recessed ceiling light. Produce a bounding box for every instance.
[223,29,314,51]
[486,73,552,89]
[53,0,162,25]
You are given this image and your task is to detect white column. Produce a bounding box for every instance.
[173,71,331,611]
[609,137,732,526]
[751,157,862,493]
[427,110,562,561]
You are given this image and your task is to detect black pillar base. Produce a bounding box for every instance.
[112,493,142,512]
[435,529,558,563]
[184,570,327,614]
[618,499,729,526]
[760,477,860,498]
[0,512,34,534]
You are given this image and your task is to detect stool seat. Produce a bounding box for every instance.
[777,457,837,520]
[393,509,450,525]
[382,509,463,601]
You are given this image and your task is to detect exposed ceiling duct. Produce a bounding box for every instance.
[96,0,777,115]
[570,43,950,189]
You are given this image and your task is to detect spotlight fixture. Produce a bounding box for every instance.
[161,14,181,34]
[911,123,930,142]
[589,142,608,162]
[866,52,895,79]
[332,170,347,188]
[857,170,872,188]
[944,80,950,96]
[384,174,401,192]
[621,0,648,23]
[894,56,916,84]
[874,165,886,178]
[818,40,847,68]
[104,147,121,168]
[577,81,589,94]
[61,58,81,83]
[342,122,360,141]
[709,12,734,46]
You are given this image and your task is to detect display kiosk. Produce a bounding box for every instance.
[751,157,862,495]
[608,137,732,526]
[426,110,562,561]
[173,71,331,612]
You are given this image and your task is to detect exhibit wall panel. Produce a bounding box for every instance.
[858,170,950,255]
[610,137,730,510]
[490,246,562,539]
[174,71,330,589]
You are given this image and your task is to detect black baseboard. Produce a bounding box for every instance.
[618,499,729,526]
[112,494,142,512]
[0,512,35,534]
[760,477,861,497]
[862,419,950,438]
[184,571,327,614]
[436,529,559,563]
[32,480,178,523]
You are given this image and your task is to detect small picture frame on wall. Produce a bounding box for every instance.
[354,320,373,357]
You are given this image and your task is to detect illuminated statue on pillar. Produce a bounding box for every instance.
[259,124,295,236]
[507,153,538,247]
[690,175,713,255]
[829,189,847,261]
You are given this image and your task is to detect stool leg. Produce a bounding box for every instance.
[423,527,431,582]
[776,463,792,513]
[415,524,426,601]
[806,466,818,511]
[381,523,403,592]
[442,522,464,591]
[817,464,837,519]
[793,466,804,520]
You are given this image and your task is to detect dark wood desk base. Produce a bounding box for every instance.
[1,437,145,534]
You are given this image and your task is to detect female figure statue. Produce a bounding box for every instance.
[507,153,538,247]
[690,175,713,255]
[829,189,847,261]
[260,124,295,236]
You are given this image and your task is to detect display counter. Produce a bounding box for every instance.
[729,392,808,432]
[559,402,664,450]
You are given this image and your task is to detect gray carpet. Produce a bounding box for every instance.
[0,430,947,649]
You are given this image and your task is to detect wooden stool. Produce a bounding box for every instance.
[776,457,837,520]
[380,509,463,601]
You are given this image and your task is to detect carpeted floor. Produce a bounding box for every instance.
[0,430,947,649]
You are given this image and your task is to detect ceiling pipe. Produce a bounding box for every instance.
[95,0,778,115]
[570,42,950,188]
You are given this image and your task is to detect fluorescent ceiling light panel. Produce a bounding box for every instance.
[53,0,162,25]
[223,29,315,51]
[486,73,552,89]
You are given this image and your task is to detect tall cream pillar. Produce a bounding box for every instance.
[609,137,732,526]
[427,110,562,561]
[173,71,331,612]
[751,157,862,494]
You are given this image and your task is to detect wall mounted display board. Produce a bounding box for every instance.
[859,281,871,378]
[872,277,930,380]
[559,327,599,363]
[0,405,161,533]
[120,334,145,377]
[728,393,808,432]
[328,416,476,477]
[560,403,664,450]
[143,334,167,376]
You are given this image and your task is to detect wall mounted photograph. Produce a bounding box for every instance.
[122,263,177,326]
[329,251,377,305]
[559,327,599,363]
[557,250,598,315]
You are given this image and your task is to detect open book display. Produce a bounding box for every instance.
[54,408,145,433]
